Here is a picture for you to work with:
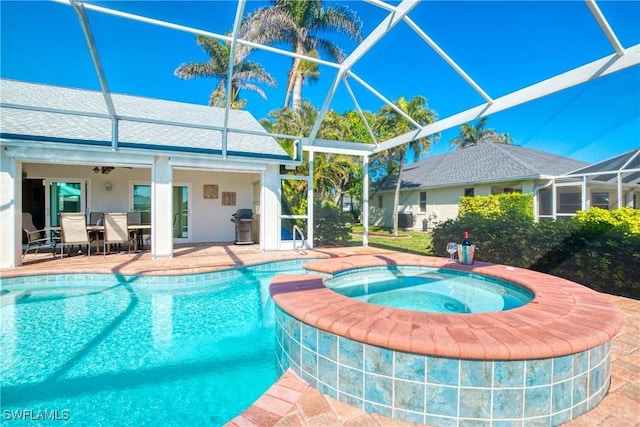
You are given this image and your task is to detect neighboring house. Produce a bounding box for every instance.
[371,143,640,230]
[0,79,304,268]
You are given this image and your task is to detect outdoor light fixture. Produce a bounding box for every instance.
[93,166,100,174]
[105,181,112,191]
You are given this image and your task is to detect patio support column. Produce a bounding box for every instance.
[582,176,588,210]
[362,155,369,247]
[307,151,314,248]
[617,172,623,208]
[151,156,173,258]
[262,164,280,251]
[552,180,557,220]
[0,151,21,268]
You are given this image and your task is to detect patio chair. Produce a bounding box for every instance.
[103,212,134,256]
[127,212,144,249]
[89,212,105,225]
[59,212,91,259]
[22,212,56,258]
[140,211,151,247]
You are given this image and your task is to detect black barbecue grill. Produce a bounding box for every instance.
[231,209,254,244]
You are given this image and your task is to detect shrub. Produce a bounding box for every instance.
[459,193,534,222]
[573,207,640,235]
[431,205,639,298]
[314,200,353,245]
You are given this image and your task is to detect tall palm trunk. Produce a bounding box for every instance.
[292,73,304,110]
[284,42,306,108]
[283,60,299,108]
[392,148,405,236]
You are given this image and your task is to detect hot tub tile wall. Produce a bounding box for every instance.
[275,305,613,426]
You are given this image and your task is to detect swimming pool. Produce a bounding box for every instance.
[324,266,533,313]
[0,260,310,426]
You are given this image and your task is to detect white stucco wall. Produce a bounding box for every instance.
[173,168,259,243]
[371,180,538,230]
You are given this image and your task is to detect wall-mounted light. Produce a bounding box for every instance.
[93,166,101,174]
[105,181,112,192]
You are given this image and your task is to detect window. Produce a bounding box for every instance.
[419,191,427,212]
[464,188,474,197]
[558,192,581,214]
[133,184,151,213]
[538,188,552,216]
[378,195,383,208]
[491,186,522,194]
[591,192,610,209]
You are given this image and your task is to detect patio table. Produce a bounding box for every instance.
[48,224,151,252]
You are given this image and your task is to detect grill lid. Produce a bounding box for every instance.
[232,209,253,220]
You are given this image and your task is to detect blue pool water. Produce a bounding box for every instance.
[0,261,310,426]
[324,266,533,313]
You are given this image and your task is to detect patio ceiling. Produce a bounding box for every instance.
[18,0,640,158]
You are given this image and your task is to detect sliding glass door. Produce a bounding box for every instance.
[46,180,85,227]
[131,182,190,242]
[172,185,189,240]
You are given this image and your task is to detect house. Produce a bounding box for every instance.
[0,79,304,268]
[371,143,640,230]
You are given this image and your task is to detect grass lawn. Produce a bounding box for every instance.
[347,225,434,256]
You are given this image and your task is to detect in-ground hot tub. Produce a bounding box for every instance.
[270,254,623,426]
[324,265,534,313]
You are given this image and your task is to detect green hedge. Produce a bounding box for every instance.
[459,192,534,222]
[431,201,640,298]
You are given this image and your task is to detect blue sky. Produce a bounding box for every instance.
[1,0,638,164]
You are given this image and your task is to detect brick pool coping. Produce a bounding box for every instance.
[270,253,624,360]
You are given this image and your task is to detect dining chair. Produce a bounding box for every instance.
[59,212,91,259]
[21,212,57,258]
[127,212,144,249]
[103,212,134,256]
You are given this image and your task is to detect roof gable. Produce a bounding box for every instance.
[382,143,589,190]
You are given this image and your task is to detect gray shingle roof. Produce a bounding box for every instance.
[0,79,289,161]
[379,142,589,190]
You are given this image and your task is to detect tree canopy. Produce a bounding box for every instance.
[449,117,513,149]
[175,35,275,108]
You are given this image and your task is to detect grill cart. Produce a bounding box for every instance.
[231,209,254,245]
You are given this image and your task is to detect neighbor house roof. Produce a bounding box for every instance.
[379,142,589,191]
[0,79,290,162]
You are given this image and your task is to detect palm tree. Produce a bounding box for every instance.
[265,101,358,204]
[449,117,513,149]
[375,96,438,236]
[242,0,362,110]
[175,35,275,109]
[292,49,320,109]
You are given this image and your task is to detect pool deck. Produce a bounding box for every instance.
[3,244,639,426]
